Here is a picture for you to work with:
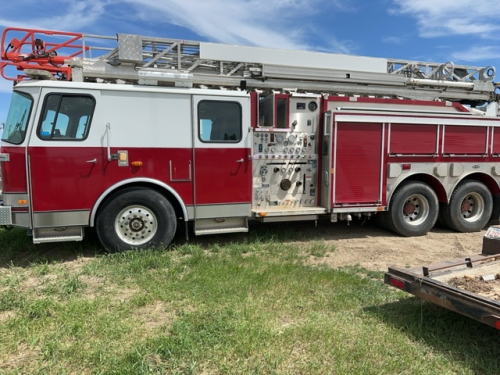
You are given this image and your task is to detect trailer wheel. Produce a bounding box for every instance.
[96,188,177,251]
[387,181,438,237]
[442,180,492,232]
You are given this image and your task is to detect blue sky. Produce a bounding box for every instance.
[1,0,500,126]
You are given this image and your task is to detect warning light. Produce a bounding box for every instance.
[18,199,28,205]
[119,152,127,162]
[259,212,267,217]
[131,161,143,167]
[496,320,500,330]
[402,163,411,170]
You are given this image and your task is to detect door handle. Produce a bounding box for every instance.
[86,158,97,164]
[236,158,244,163]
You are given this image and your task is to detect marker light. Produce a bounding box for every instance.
[18,199,28,205]
[389,277,406,290]
[131,161,143,167]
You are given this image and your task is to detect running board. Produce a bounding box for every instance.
[194,217,248,236]
[33,227,84,244]
[252,207,327,217]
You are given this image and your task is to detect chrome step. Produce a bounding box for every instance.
[33,227,84,244]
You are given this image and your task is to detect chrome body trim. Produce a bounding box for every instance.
[195,203,251,219]
[33,210,90,228]
[2,193,29,207]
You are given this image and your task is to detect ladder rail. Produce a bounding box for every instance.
[1,27,498,102]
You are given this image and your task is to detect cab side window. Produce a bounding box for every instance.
[198,101,242,143]
[38,94,95,140]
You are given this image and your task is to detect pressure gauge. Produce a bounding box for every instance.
[308,101,318,111]
[288,134,297,143]
[270,147,276,153]
[289,148,294,154]
[283,141,289,146]
[276,134,284,143]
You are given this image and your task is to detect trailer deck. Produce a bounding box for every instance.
[385,226,500,329]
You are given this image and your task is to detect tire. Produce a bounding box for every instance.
[96,188,177,251]
[386,181,438,237]
[442,180,492,233]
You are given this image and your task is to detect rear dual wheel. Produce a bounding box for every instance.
[97,188,177,251]
[442,181,492,232]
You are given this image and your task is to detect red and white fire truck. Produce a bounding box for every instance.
[1,28,499,251]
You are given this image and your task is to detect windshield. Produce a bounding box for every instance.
[1,91,33,145]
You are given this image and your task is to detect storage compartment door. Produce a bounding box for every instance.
[333,121,383,206]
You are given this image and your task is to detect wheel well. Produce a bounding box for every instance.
[93,182,186,226]
[390,174,447,205]
[459,173,500,196]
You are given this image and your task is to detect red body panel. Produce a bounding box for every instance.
[28,147,194,212]
[390,124,438,155]
[194,147,251,205]
[334,122,383,205]
[1,146,27,192]
[492,129,500,155]
[443,126,488,155]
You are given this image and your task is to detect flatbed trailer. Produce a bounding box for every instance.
[385,226,500,330]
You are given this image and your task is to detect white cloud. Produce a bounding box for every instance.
[0,0,356,53]
[0,80,14,94]
[391,0,500,38]
[382,36,405,44]
[122,0,353,52]
[451,46,500,63]
[0,0,107,30]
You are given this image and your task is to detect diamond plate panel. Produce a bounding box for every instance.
[117,34,143,63]
[0,206,12,225]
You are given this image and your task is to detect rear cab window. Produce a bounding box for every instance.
[198,100,242,143]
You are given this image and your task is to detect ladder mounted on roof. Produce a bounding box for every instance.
[1,27,498,102]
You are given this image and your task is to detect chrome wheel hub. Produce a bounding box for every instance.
[461,193,484,222]
[115,205,158,245]
[402,194,429,226]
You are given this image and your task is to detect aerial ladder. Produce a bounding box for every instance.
[1,27,498,104]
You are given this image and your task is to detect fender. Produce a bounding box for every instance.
[89,177,189,227]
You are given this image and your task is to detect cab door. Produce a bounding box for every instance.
[192,95,251,234]
[27,89,105,233]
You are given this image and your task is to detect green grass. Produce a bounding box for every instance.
[0,227,499,374]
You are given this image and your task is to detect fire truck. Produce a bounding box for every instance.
[0,28,499,251]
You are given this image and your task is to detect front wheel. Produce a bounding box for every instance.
[96,188,177,251]
[442,180,492,232]
[386,181,438,237]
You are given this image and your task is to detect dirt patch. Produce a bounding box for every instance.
[0,344,41,372]
[298,220,486,271]
[132,301,176,337]
[448,276,500,301]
